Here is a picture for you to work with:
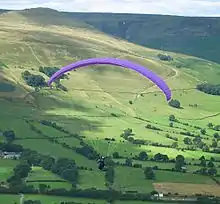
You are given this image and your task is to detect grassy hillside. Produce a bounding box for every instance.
[2,8,220,64]
[0,8,220,203]
[65,12,220,64]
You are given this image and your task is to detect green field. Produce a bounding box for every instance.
[0,194,106,204]
[0,7,220,203]
[0,194,20,204]
[24,194,106,204]
[27,167,72,190]
[0,159,19,181]
[78,170,106,190]
[113,166,154,193]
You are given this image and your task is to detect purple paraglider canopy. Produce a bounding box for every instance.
[48,58,172,101]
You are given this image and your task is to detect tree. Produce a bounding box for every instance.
[171,142,178,148]
[24,200,42,204]
[175,155,185,171]
[105,166,115,184]
[38,184,48,193]
[207,123,213,128]
[154,153,169,162]
[213,132,219,139]
[14,162,32,178]
[169,122,173,127]
[200,159,206,167]
[112,152,120,159]
[210,157,215,162]
[198,167,208,175]
[211,140,218,148]
[138,151,148,161]
[169,114,176,122]
[125,158,132,166]
[213,125,220,131]
[144,167,155,180]
[3,130,16,143]
[202,144,209,152]
[193,136,202,147]
[122,128,133,138]
[183,137,192,145]
[200,129,206,135]
[168,99,181,109]
[207,167,217,176]
[207,161,215,168]
[199,156,205,161]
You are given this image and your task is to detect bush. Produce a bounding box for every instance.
[168,99,181,109]
[157,53,173,61]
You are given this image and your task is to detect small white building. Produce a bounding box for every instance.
[2,152,21,159]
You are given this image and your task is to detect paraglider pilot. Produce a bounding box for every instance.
[97,156,105,170]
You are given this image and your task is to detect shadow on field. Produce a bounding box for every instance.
[31,91,92,113]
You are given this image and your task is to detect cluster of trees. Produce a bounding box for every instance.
[60,202,90,204]
[120,128,145,145]
[7,161,32,189]
[120,128,177,148]
[169,114,178,122]
[157,53,173,61]
[196,156,218,176]
[207,123,220,132]
[144,167,155,180]
[120,128,133,138]
[153,153,169,162]
[22,71,46,88]
[175,155,185,172]
[2,130,16,143]
[39,66,68,91]
[183,136,208,149]
[0,143,23,152]
[21,68,68,91]
[168,115,220,153]
[143,155,186,180]
[197,83,220,96]
[115,152,194,174]
[39,66,67,78]
[213,132,220,139]
[4,148,78,192]
[24,201,41,204]
[113,151,170,163]
[0,186,152,201]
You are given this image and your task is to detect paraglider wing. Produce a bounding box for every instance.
[48,58,172,101]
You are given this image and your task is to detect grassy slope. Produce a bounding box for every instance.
[0,8,220,201]
[67,12,220,64]
[1,8,220,161]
